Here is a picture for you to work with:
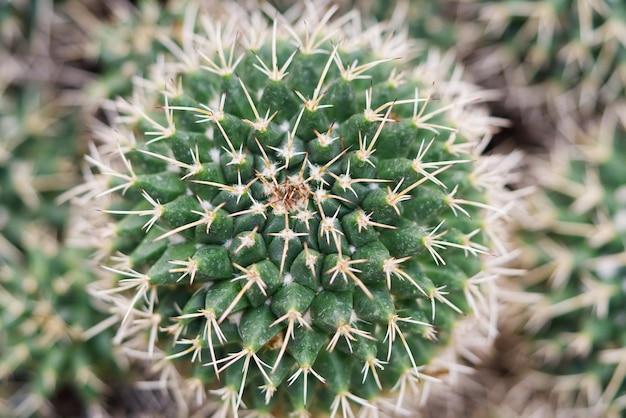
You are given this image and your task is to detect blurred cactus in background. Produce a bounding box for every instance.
[70,0,518,416]
[0,0,81,256]
[493,107,626,418]
[455,0,626,139]
[0,1,131,416]
[59,0,190,110]
[357,0,464,52]
[0,228,125,417]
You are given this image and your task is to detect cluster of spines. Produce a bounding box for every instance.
[499,106,626,417]
[0,2,141,416]
[461,0,626,118]
[70,2,517,417]
[0,228,125,417]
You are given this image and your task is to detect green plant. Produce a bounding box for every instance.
[0,80,80,258]
[360,0,465,52]
[61,0,191,109]
[501,107,626,418]
[459,0,626,120]
[0,2,136,416]
[0,226,127,417]
[0,0,82,257]
[72,1,517,416]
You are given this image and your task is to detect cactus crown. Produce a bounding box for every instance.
[76,1,515,416]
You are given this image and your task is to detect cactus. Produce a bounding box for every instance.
[0,226,127,417]
[0,0,82,256]
[70,1,518,416]
[0,2,139,416]
[499,106,626,418]
[358,0,465,52]
[458,0,626,122]
[60,0,192,110]
[0,78,81,257]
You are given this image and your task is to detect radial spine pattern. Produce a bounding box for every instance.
[73,1,517,416]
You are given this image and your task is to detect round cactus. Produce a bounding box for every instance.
[0,0,83,257]
[0,226,126,418]
[459,0,626,121]
[501,107,626,418]
[0,79,82,257]
[73,1,517,416]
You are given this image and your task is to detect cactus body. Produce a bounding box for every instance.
[0,2,134,416]
[74,1,516,416]
[502,109,626,417]
[464,0,626,120]
[0,227,125,417]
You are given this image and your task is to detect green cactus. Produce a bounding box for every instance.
[0,79,82,257]
[61,0,192,109]
[359,0,464,51]
[0,226,127,417]
[71,1,517,416]
[0,0,83,256]
[0,1,140,416]
[459,0,626,120]
[500,107,626,417]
